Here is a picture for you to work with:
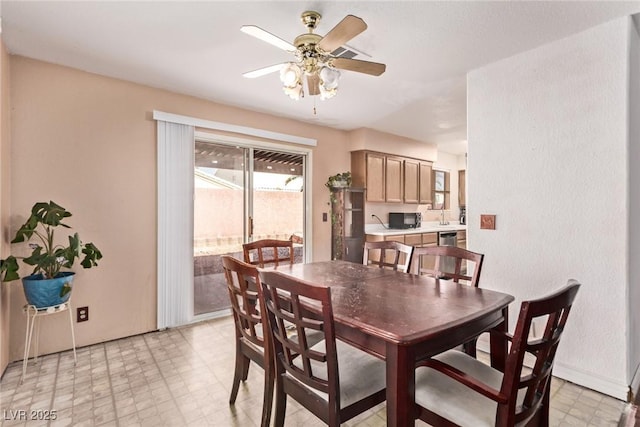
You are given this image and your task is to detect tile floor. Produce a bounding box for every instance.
[0,315,629,427]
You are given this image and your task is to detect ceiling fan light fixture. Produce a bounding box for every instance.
[280,63,302,88]
[320,66,340,89]
[242,11,385,102]
[319,84,337,100]
[283,82,303,100]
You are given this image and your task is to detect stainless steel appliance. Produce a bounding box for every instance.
[438,232,458,273]
[389,212,422,229]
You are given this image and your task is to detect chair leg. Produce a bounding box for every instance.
[540,380,551,427]
[229,345,249,404]
[241,354,251,381]
[273,379,287,427]
[260,361,275,427]
[463,338,478,358]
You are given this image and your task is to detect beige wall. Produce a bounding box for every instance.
[348,128,438,160]
[1,39,11,374]
[7,56,356,362]
[7,55,442,363]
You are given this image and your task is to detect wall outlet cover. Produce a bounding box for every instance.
[77,306,89,322]
[480,214,496,230]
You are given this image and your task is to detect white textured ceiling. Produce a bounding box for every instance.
[2,1,639,154]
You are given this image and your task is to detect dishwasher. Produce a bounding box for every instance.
[438,232,458,275]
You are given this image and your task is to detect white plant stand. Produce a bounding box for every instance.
[22,299,77,382]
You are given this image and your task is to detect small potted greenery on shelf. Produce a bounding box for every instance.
[0,201,103,308]
[325,172,352,190]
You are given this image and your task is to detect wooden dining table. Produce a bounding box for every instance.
[276,260,514,427]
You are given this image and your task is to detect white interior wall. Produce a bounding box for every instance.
[468,17,631,399]
[628,14,640,393]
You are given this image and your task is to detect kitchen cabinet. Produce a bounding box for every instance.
[403,159,420,204]
[459,170,466,207]
[385,156,404,203]
[365,152,385,202]
[419,162,433,205]
[331,187,365,263]
[351,150,433,204]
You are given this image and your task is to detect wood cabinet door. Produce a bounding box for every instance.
[403,159,420,204]
[419,162,433,204]
[458,170,466,206]
[385,156,403,203]
[366,153,385,202]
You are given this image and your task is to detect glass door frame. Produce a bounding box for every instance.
[192,130,313,322]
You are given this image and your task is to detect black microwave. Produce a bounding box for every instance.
[389,212,422,229]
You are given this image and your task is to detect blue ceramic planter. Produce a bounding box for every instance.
[22,272,75,308]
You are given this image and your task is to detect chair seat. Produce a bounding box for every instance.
[292,339,386,408]
[415,350,523,427]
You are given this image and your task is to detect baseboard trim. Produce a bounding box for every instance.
[630,362,640,402]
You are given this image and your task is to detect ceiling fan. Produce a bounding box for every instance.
[241,11,386,100]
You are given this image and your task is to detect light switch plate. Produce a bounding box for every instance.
[480,214,496,230]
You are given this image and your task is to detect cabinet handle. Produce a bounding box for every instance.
[249,216,254,238]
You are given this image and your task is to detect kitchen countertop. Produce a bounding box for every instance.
[365,221,466,236]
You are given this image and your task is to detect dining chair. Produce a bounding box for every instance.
[409,245,484,287]
[362,240,413,273]
[258,270,387,427]
[410,245,485,357]
[221,255,273,427]
[414,280,581,427]
[243,239,294,268]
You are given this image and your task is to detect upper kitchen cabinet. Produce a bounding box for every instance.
[405,159,433,205]
[404,159,420,204]
[352,151,385,202]
[419,162,433,205]
[458,170,466,207]
[352,150,433,204]
[385,156,404,203]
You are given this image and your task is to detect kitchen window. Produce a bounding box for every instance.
[432,169,450,210]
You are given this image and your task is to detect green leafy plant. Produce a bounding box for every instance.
[325,172,352,190]
[326,171,352,209]
[0,201,103,284]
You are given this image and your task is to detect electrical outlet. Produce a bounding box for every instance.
[322,212,327,222]
[77,306,89,322]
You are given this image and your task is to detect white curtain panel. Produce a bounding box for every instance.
[157,120,194,329]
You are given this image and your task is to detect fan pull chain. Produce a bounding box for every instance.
[313,97,317,115]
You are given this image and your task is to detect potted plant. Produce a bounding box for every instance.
[0,201,102,308]
[325,172,352,190]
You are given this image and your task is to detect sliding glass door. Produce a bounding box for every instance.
[193,141,305,316]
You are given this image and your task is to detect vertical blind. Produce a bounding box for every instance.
[157,120,194,329]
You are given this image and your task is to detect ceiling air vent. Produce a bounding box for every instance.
[331,46,360,59]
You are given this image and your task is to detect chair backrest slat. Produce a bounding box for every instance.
[409,245,484,287]
[222,256,266,350]
[243,239,295,268]
[363,241,413,273]
[499,280,580,425]
[259,270,339,399]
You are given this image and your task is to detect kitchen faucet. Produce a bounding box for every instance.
[440,206,449,225]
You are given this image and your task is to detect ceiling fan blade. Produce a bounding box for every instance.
[317,15,367,53]
[331,58,386,76]
[240,25,296,52]
[307,73,320,96]
[243,63,285,79]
